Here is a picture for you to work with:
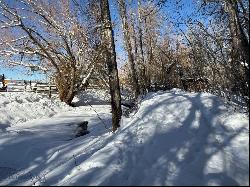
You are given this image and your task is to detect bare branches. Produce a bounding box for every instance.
[0,0,107,104]
[8,60,48,72]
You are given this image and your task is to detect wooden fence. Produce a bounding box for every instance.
[33,83,58,98]
[2,82,58,97]
[2,81,101,97]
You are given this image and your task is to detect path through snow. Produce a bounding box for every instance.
[0,89,248,185]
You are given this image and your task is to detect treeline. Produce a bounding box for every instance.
[118,0,249,107]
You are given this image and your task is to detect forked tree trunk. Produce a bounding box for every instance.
[137,0,149,93]
[55,66,76,106]
[118,0,140,98]
[137,0,145,65]
[100,0,122,132]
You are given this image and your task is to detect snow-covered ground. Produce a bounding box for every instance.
[0,92,75,131]
[0,89,249,185]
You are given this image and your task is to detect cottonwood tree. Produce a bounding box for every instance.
[0,0,101,105]
[195,0,249,103]
[100,0,122,132]
[117,0,140,98]
[120,0,174,92]
[113,0,249,111]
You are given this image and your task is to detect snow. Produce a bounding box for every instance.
[0,92,75,130]
[72,89,110,106]
[0,89,249,185]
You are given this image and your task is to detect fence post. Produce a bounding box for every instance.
[49,85,52,98]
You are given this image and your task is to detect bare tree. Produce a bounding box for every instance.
[117,0,140,98]
[100,0,122,132]
[0,0,100,105]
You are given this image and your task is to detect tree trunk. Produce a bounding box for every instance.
[225,0,249,97]
[145,17,152,91]
[55,63,77,106]
[100,0,122,132]
[226,0,249,68]
[57,80,76,106]
[118,0,140,98]
[137,0,147,94]
[138,0,145,64]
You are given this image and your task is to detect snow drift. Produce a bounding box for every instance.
[0,89,249,185]
[0,92,75,131]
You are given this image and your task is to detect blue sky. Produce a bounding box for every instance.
[0,0,197,81]
[0,67,46,81]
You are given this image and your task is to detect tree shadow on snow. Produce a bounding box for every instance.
[72,92,110,107]
[0,123,10,132]
[0,92,248,186]
[67,93,248,186]
[0,114,113,186]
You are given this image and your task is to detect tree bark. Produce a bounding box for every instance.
[137,0,147,93]
[100,0,122,132]
[225,0,249,97]
[226,0,249,68]
[56,66,76,106]
[118,0,140,98]
[138,0,145,64]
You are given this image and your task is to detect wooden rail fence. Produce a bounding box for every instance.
[1,82,58,98]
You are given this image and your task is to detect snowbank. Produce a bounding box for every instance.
[72,89,132,107]
[0,89,248,185]
[0,92,74,131]
[72,89,110,106]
